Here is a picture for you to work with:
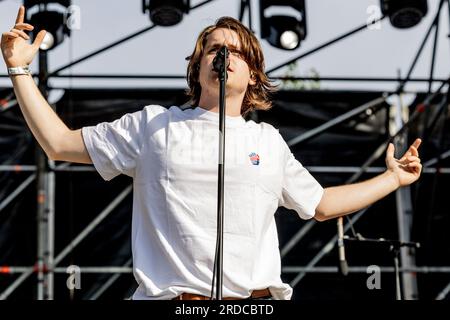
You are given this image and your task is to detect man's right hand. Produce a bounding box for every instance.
[1,6,46,68]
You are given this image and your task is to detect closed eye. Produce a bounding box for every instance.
[229,48,243,58]
[206,44,221,55]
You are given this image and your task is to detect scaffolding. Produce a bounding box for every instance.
[0,0,449,300]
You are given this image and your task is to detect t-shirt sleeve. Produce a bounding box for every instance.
[81,107,149,181]
[278,135,324,220]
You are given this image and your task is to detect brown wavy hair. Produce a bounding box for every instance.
[186,17,276,116]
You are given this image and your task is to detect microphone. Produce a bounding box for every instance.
[337,217,349,276]
[212,46,230,73]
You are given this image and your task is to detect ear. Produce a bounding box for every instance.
[248,71,256,86]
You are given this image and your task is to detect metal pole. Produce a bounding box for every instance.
[282,266,450,273]
[247,0,252,31]
[392,92,419,300]
[281,220,316,258]
[395,187,418,299]
[54,185,132,266]
[3,74,449,82]
[238,0,248,21]
[421,1,444,148]
[423,150,450,167]
[288,208,369,288]
[36,47,54,300]
[428,9,441,93]
[0,266,133,274]
[0,185,132,300]
[213,46,228,300]
[397,0,445,93]
[424,84,450,266]
[422,92,449,140]
[267,15,386,75]
[0,165,36,172]
[47,0,215,78]
[1,165,450,174]
[307,166,450,174]
[87,259,133,300]
[287,95,388,147]
[0,270,34,300]
[436,281,450,300]
[393,248,402,300]
[0,174,35,215]
[4,265,450,274]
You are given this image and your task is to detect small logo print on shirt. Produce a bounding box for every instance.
[249,152,260,165]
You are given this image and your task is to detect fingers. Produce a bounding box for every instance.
[4,23,33,42]
[14,23,34,31]
[397,156,421,165]
[386,143,395,159]
[407,156,420,163]
[32,30,47,50]
[408,146,418,157]
[2,32,19,39]
[4,7,32,42]
[399,138,422,160]
[408,138,421,157]
[407,161,422,174]
[408,138,421,156]
[10,28,30,40]
[15,6,25,25]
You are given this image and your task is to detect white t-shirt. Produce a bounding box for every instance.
[82,105,323,300]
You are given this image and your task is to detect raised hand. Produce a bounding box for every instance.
[1,6,46,68]
[385,138,422,187]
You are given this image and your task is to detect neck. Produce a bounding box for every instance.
[197,93,244,117]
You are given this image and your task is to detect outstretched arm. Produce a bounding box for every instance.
[1,6,91,164]
[314,139,422,221]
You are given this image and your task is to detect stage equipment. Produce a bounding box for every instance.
[24,0,71,50]
[142,0,190,26]
[380,0,428,28]
[260,0,306,50]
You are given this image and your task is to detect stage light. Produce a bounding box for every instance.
[280,31,299,50]
[24,0,71,7]
[265,15,305,50]
[29,11,69,50]
[40,32,54,51]
[380,0,428,29]
[260,0,307,50]
[142,0,190,27]
[24,0,71,51]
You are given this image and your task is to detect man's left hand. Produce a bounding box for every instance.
[385,138,422,188]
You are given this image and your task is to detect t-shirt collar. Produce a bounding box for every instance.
[190,106,246,127]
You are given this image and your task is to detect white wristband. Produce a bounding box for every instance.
[8,65,31,76]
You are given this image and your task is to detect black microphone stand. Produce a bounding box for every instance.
[344,235,420,300]
[211,46,228,300]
